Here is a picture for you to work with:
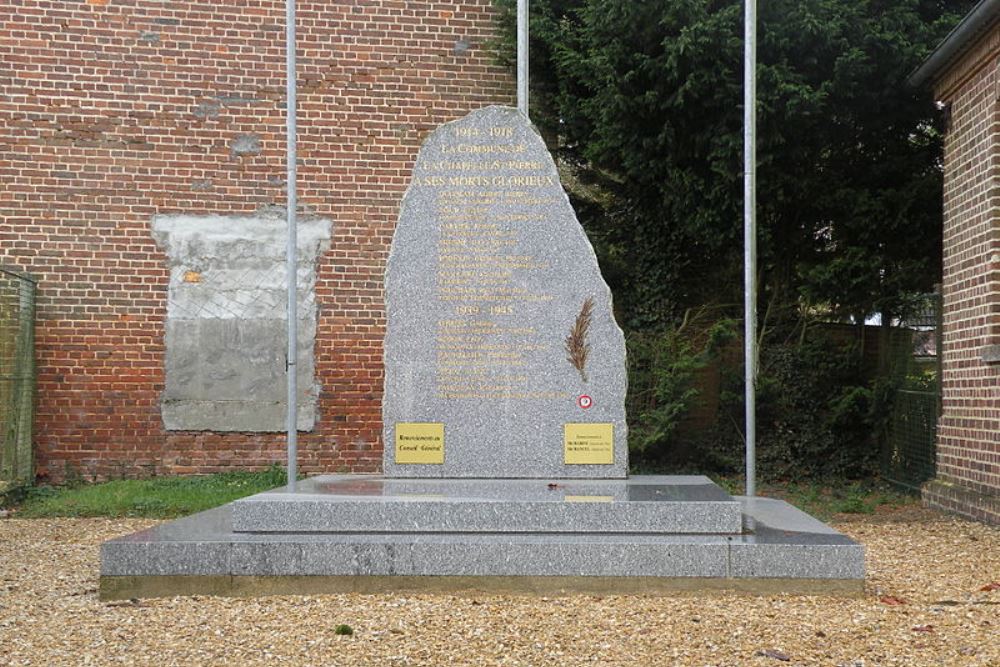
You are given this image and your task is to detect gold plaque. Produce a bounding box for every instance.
[564,495,615,503]
[564,423,614,465]
[395,422,445,464]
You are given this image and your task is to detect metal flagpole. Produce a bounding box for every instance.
[517,0,528,116]
[743,0,758,498]
[285,0,298,490]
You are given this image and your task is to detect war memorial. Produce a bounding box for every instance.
[100,107,864,598]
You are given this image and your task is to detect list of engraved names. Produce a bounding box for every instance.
[414,124,568,402]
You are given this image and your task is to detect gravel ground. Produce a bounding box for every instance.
[0,506,997,666]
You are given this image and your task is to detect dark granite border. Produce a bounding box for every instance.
[100,574,864,600]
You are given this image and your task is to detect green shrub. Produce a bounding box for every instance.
[707,331,880,480]
[626,314,736,465]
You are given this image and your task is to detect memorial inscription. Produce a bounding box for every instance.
[383,106,627,478]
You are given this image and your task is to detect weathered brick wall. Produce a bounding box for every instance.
[925,29,1000,524]
[0,0,513,481]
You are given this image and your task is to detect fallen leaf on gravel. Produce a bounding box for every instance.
[755,648,791,661]
[911,624,934,633]
[980,582,1000,592]
[879,595,906,606]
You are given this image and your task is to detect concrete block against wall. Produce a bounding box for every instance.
[153,212,332,432]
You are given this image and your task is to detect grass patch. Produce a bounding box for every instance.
[710,475,918,521]
[2,463,918,523]
[782,480,917,520]
[4,465,290,519]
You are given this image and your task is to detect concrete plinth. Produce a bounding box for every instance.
[99,477,865,599]
[230,475,742,534]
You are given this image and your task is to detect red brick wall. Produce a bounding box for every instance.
[0,0,513,481]
[925,29,1000,524]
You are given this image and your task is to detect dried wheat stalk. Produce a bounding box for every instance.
[564,297,594,382]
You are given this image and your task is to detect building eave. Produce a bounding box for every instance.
[908,0,1000,88]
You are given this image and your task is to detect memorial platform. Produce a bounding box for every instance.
[99,475,865,599]
[99,109,865,599]
[230,475,742,534]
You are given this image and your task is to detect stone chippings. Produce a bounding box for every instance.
[383,106,627,479]
[4,508,999,666]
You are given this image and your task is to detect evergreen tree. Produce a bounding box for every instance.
[496,0,968,329]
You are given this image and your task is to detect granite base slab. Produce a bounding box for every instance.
[100,494,865,599]
[230,475,742,535]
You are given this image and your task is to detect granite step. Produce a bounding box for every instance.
[99,493,865,599]
[230,475,743,535]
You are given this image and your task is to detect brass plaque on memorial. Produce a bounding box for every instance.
[563,423,614,465]
[395,422,445,464]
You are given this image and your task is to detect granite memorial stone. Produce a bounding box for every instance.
[101,109,865,598]
[382,106,627,478]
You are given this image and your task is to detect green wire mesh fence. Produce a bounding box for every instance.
[881,292,941,493]
[0,267,36,492]
[883,389,939,491]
